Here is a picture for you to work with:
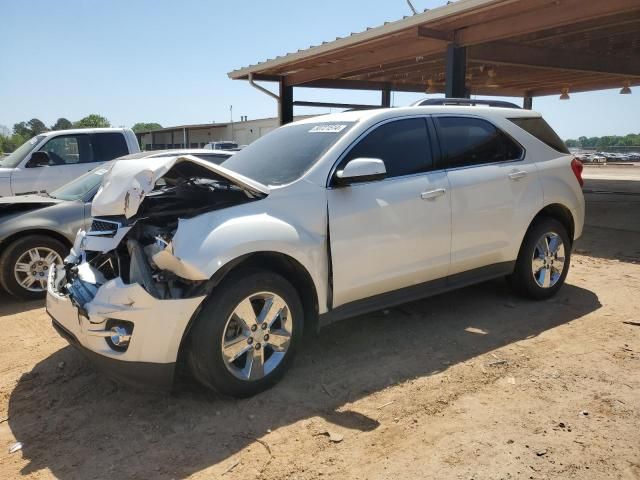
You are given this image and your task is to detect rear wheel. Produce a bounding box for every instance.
[509,217,571,300]
[187,269,303,397]
[0,235,66,300]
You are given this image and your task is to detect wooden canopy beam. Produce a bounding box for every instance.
[299,78,428,93]
[285,38,444,86]
[469,41,640,77]
[456,0,640,46]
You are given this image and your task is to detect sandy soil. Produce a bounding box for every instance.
[0,166,638,479]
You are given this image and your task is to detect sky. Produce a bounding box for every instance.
[0,0,638,140]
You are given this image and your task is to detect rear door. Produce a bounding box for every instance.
[327,117,451,307]
[434,115,542,276]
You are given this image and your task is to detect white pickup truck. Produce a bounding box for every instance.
[0,128,140,197]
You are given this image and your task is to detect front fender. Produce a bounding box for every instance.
[169,209,330,314]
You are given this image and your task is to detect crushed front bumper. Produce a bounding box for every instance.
[46,265,206,390]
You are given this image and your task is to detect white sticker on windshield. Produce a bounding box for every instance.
[309,124,348,133]
[93,168,109,175]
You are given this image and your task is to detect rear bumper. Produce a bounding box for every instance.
[50,316,175,390]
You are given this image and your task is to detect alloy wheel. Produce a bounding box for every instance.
[221,292,293,381]
[531,232,566,288]
[13,247,63,293]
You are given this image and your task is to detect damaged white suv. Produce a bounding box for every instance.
[47,105,585,397]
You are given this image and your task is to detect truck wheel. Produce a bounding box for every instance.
[509,217,571,300]
[187,269,304,397]
[0,235,67,300]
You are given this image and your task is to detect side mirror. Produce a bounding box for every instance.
[335,158,386,185]
[27,151,50,168]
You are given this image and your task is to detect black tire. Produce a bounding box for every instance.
[508,217,571,300]
[186,269,304,397]
[0,235,67,301]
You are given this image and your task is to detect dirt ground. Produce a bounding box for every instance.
[0,165,638,480]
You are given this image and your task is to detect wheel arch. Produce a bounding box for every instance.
[530,203,575,243]
[0,229,73,257]
[514,202,575,267]
[176,251,320,372]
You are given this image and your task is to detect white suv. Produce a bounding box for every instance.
[47,104,584,397]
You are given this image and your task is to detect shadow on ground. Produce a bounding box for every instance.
[7,278,600,479]
[0,291,43,316]
[579,177,640,264]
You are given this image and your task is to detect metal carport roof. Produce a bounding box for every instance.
[228,0,640,123]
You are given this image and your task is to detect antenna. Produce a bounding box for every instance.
[406,0,418,15]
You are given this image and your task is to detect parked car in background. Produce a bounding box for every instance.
[577,153,606,163]
[0,149,234,300]
[0,128,140,197]
[203,141,238,151]
[47,104,584,397]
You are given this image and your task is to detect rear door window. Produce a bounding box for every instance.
[342,118,433,178]
[91,133,129,162]
[435,116,523,168]
[508,117,569,154]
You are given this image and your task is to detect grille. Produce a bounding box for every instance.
[89,219,120,237]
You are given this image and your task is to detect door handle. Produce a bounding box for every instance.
[508,170,528,181]
[421,188,446,200]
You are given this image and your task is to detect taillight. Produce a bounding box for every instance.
[571,158,584,187]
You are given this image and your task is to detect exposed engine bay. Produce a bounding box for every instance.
[56,155,268,311]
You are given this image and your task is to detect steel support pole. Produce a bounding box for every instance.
[381,85,391,107]
[523,96,533,110]
[279,78,294,125]
[445,44,467,98]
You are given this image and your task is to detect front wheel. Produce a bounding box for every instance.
[187,269,304,397]
[509,217,571,300]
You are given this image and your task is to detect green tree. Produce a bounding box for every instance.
[27,118,47,135]
[51,118,73,130]
[74,114,111,128]
[13,122,30,137]
[131,122,162,133]
[0,133,26,153]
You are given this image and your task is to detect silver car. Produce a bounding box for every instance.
[0,149,233,299]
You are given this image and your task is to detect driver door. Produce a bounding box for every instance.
[327,117,451,308]
[11,134,94,195]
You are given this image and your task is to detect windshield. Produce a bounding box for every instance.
[0,135,46,168]
[50,163,113,201]
[221,122,354,186]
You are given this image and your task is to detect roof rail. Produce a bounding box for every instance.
[412,98,521,109]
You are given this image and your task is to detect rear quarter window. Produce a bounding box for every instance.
[92,132,129,162]
[508,117,569,154]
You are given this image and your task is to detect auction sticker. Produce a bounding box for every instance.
[309,124,348,133]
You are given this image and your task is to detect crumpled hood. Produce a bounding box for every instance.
[0,194,62,215]
[91,155,270,218]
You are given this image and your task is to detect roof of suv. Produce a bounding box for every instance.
[294,105,541,126]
